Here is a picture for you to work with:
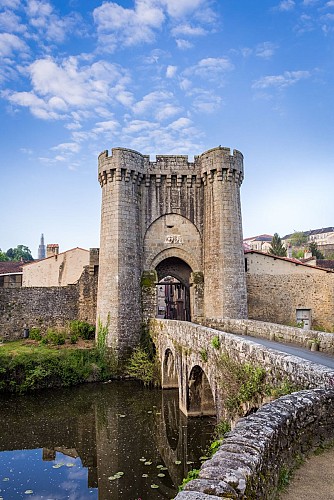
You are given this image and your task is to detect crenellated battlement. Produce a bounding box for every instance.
[98,146,244,187]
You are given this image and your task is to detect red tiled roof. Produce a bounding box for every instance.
[0,261,24,274]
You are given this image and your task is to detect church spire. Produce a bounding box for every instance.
[38,233,46,259]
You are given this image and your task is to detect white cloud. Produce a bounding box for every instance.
[0,0,21,7]
[171,23,206,36]
[122,119,157,134]
[191,89,223,113]
[4,56,132,121]
[0,10,26,33]
[175,38,193,49]
[252,70,311,90]
[0,33,28,57]
[92,120,120,134]
[278,0,295,11]
[166,65,177,78]
[326,0,334,6]
[185,57,234,81]
[155,103,181,121]
[26,0,81,44]
[161,0,205,18]
[256,42,278,59]
[93,0,214,51]
[167,117,192,130]
[52,142,80,153]
[93,1,165,51]
[133,90,176,117]
[6,90,64,119]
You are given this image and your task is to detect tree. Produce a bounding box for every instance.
[0,249,9,261]
[309,241,324,260]
[269,233,287,257]
[289,231,308,248]
[5,245,34,261]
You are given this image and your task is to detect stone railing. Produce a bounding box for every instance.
[176,388,334,499]
[202,317,334,354]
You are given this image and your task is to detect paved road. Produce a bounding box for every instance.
[236,334,334,369]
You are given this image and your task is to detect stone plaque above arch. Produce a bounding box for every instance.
[143,213,202,272]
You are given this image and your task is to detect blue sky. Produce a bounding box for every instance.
[1,0,334,258]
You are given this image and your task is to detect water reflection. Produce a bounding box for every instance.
[0,381,215,499]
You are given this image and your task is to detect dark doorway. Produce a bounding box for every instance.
[155,257,192,321]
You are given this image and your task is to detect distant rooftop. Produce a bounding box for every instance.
[244,234,273,242]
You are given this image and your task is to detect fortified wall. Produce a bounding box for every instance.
[0,268,97,339]
[96,146,247,354]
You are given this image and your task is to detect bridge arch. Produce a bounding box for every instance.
[162,348,179,389]
[187,365,216,417]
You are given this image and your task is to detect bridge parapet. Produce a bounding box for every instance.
[177,388,334,499]
[150,320,334,498]
[202,317,334,354]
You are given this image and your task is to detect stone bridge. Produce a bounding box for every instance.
[149,319,334,498]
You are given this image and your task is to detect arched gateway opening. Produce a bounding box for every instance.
[155,257,192,321]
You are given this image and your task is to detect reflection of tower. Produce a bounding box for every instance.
[38,233,46,259]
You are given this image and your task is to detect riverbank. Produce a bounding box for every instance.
[0,339,115,393]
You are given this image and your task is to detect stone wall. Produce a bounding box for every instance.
[202,317,334,354]
[245,259,334,330]
[0,267,97,340]
[177,389,334,499]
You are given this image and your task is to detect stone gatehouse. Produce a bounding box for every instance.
[96,146,247,353]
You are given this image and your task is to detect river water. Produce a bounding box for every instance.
[0,381,215,499]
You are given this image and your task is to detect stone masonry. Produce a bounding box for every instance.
[96,146,247,354]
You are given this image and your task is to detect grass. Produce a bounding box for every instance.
[0,338,113,393]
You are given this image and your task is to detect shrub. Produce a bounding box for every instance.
[46,329,66,345]
[29,328,42,341]
[69,320,95,340]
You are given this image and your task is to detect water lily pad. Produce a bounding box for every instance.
[118,414,126,418]
[24,491,33,495]
[151,484,159,489]
[108,471,124,481]
[158,473,165,477]
[52,464,63,469]
[144,461,152,466]
[66,463,75,467]
[142,473,148,477]
[156,465,164,469]
[174,460,181,465]
[160,467,168,471]
[139,458,146,462]
[186,461,194,465]
[2,478,9,481]
[200,456,209,461]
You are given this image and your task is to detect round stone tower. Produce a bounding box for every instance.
[198,147,247,319]
[96,148,145,355]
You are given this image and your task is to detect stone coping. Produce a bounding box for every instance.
[202,318,334,354]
